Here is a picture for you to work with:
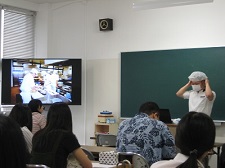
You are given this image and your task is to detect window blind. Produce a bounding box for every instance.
[2,6,35,58]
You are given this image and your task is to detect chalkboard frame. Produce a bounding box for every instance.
[121,47,225,120]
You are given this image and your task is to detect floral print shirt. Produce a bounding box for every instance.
[116,113,176,166]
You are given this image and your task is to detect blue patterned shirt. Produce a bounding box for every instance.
[116,113,176,166]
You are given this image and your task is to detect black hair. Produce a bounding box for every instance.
[45,102,72,132]
[0,114,29,167]
[9,103,32,131]
[32,102,72,152]
[176,112,215,168]
[28,99,43,113]
[139,101,159,115]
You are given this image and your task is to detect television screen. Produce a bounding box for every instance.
[1,58,81,105]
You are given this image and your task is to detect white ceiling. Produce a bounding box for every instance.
[24,0,77,4]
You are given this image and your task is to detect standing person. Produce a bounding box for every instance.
[176,71,216,116]
[151,112,215,168]
[20,68,39,103]
[9,103,33,153]
[116,101,176,166]
[28,99,46,134]
[50,70,59,92]
[31,102,92,168]
[0,114,30,167]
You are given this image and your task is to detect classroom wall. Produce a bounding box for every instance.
[46,0,225,144]
[1,0,225,166]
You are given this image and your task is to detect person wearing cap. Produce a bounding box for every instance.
[176,71,216,116]
[20,68,39,103]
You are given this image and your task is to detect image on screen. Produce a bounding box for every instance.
[1,58,82,105]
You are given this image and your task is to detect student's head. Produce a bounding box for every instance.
[176,112,215,168]
[188,71,207,91]
[46,102,72,132]
[28,99,44,113]
[0,115,28,167]
[139,101,160,119]
[9,103,32,132]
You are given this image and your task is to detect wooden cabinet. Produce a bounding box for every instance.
[95,123,118,135]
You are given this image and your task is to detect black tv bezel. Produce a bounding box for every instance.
[1,58,82,105]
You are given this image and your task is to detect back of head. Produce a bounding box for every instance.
[9,103,32,131]
[139,101,159,115]
[176,112,215,168]
[46,102,72,132]
[0,114,28,167]
[28,99,43,112]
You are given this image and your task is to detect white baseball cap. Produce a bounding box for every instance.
[188,71,208,82]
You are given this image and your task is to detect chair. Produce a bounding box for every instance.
[81,147,95,160]
[117,152,149,168]
[219,144,225,168]
[96,134,117,147]
[26,164,49,168]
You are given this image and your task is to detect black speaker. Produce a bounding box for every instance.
[99,18,113,31]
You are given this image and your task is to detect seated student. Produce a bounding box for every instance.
[28,99,46,134]
[30,102,92,168]
[116,101,176,166]
[9,103,33,153]
[151,111,215,168]
[0,114,30,167]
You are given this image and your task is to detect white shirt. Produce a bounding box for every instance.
[20,73,36,103]
[150,153,204,168]
[183,90,216,116]
[21,126,33,153]
[20,73,35,93]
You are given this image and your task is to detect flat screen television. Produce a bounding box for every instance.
[1,58,82,105]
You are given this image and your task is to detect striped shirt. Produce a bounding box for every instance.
[32,112,47,135]
[21,126,33,153]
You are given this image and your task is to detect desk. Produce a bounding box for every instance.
[81,145,116,162]
[167,123,177,138]
[81,145,115,155]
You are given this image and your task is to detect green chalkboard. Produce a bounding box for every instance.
[121,47,225,120]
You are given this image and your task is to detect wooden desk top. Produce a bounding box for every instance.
[81,145,116,154]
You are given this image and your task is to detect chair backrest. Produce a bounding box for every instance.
[26,164,49,168]
[219,144,225,168]
[132,153,149,168]
[81,147,95,160]
[117,152,149,168]
[96,134,117,147]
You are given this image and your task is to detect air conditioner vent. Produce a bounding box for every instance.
[133,0,213,10]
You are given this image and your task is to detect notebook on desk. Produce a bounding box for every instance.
[158,109,173,124]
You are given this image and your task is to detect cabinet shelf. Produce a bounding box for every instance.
[95,123,118,135]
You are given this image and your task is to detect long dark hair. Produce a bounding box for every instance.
[0,115,29,168]
[32,102,72,152]
[9,103,32,131]
[176,112,215,168]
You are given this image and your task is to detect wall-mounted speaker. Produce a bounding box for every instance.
[99,18,113,31]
